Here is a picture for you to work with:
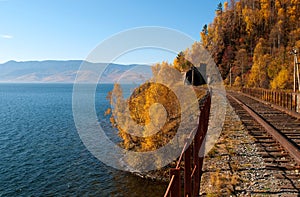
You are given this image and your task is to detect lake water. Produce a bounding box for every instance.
[0,83,167,196]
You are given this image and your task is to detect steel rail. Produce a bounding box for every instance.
[228,93,300,165]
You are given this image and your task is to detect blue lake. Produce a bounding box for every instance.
[0,83,166,196]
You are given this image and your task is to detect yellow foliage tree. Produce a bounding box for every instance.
[108,65,184,152]
[260,0,270,21]
[233,76,242,87]
[246,39,270,88]
[108,57,207,154]
[270,68,290,89]
[173,52,192,72]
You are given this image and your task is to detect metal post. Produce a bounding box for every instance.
[170,168,181,197]
[296,55,300,92]
[184,146,191,197]
[291,48,300,92]
[193,132,200,197]
[294,55,296,92]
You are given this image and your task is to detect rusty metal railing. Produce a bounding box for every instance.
[242,88,300,114]
[164,94,211,197]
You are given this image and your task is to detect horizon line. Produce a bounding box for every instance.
[0,59,161,66]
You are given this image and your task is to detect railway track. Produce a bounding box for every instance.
[227,91,300,194]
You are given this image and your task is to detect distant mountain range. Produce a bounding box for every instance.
[0,60,153,83]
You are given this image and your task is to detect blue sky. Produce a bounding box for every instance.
[0,0,224,64]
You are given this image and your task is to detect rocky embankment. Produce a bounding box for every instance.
[136,98,300,196]
[200,104,292,196]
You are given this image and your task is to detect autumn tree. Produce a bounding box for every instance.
[246,39,270,88]
[270,67,290,89]
[173,52,192,72]
[108,59,207,154]
[201,0,299,90]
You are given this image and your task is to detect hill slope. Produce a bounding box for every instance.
[0,60,152,83]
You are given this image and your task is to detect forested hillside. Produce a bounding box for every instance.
[201,0,300,89]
